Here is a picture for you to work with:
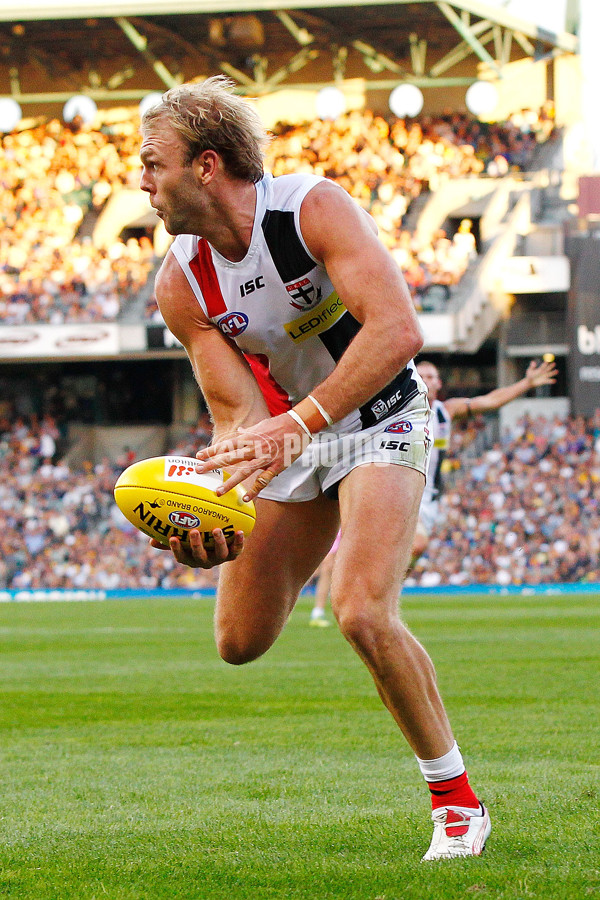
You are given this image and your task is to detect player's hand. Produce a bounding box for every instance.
[525,359,558,388]
[194,413,311,501]
[149,528,245,569]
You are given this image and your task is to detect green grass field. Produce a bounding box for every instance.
[0,590,598,900]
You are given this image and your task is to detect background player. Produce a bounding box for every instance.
[413,357,558,561]
[309,529,340,627]
[140,75,491,860]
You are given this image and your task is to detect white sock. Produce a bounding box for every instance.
[415,740,465,782]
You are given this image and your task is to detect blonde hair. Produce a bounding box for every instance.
[142,76,269,183]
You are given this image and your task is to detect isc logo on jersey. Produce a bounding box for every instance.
[218,312,249,337]
[286,278,321,310]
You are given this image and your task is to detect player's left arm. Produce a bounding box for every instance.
[444,358,558,420]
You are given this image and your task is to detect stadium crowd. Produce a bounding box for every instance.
[0,115,158,325]
[0,103,553,325]
[407,410,600,588]
[0,404,598,592]
[0,410,218,591]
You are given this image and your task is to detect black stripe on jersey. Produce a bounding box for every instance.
[317,309,420,428]
[261,210,315,282]
[318,308,361,360]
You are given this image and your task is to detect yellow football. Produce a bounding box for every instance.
[114,455,256,548]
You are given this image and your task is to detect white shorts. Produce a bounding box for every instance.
[261,390,431,503]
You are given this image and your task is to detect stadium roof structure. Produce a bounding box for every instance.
[0,0,579,112]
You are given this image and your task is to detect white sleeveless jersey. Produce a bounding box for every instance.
[170,172,421,428]
[422,398,452,503]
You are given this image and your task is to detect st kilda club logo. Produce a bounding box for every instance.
[286,278,322,310]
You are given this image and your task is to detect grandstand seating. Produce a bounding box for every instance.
[1,408,597,590]
[406,411,600,588]
[0,102,580,591]
[0,105,554,326]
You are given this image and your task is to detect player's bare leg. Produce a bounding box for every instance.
[331,462,489,859]
[214,492,339,664]
[331,463,453,758]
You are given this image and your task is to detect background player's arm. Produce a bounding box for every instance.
[444,359,558,421]
[155,252,270,439]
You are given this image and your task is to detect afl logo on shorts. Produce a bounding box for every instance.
[218,312,249,337]
[168,511,201,529]
[384,420,413,434]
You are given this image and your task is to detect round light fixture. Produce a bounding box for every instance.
[315,87,347,121]
[389,84,424,118]
[0,98,22,133]
[63,94,98,125]
[465,81,499,118]
[139,93,164,118]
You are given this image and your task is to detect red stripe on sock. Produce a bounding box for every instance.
[427,770,480,811]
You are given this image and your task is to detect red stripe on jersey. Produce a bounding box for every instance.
[189,238,227,317]
[243,352,292,416]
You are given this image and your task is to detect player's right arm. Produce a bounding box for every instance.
[155,251,270,438]
[150,251,270,568]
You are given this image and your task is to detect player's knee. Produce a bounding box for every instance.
[216,639,260,666]
[331,593,389,652]
[215,630,267,665]
[215,618,280,665]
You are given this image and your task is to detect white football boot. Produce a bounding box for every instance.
[422,805,491,861]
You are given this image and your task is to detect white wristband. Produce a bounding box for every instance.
[307,394,333,426]
[287,408,313,440]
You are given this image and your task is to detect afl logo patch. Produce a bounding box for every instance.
[286,278,321,310]
[168,511,201,529]
[384,420,413,434]
[218,312,249,337]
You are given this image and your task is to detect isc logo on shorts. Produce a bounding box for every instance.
[384,420,413,434]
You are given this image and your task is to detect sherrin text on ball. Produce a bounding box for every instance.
[114,455,256,547]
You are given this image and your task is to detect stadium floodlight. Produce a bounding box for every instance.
[0,98,22,132]
[315,87,346,121]
[63,94,98,125]
[139,93,164,118]
[389,84,424,118]
[465,80,499,118]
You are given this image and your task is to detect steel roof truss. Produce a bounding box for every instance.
[436,1,501,74]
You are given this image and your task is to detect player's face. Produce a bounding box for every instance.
[417,363,442,400]
[140,119,201,235]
